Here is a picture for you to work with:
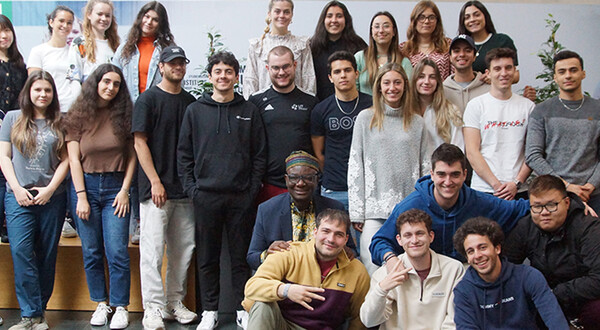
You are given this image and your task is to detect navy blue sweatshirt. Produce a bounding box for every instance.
[454,259,568,329]
[177,92,266,197]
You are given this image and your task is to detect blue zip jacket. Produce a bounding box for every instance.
[369,175,530,264]
[454,259,569,329]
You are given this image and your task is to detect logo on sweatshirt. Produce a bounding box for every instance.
[236,115,251,121]
[337,283,345,288]
[479,296,515,309]
[291,104,309,111]
[432,292,445,298]
[264,104,275,111]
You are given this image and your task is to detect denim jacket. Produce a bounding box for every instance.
[112,40,162,102]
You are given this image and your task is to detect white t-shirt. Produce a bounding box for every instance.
[68,38,114,82]
[423,104,464,151]
[463,92,535,193]
[28,43,82,112]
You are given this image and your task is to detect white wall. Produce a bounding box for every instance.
[12,1,600,94]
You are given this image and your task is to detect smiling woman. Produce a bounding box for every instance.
[400,0,452,80]
[68,0,120,83]
[64,64,135,329]
[348,62,432,275]
[112,1,174,102]
[310,1,366,101]
[27,5,82,112]
[354,11,412,95]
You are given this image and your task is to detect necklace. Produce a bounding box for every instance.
[558,97,585,112]
[335,94,360,115]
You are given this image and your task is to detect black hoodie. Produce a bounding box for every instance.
[177,92,266,197]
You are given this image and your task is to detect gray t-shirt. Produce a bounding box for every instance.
[0,110,64,193]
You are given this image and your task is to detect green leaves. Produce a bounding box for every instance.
[534,14,564,103]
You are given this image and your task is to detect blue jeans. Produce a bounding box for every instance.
[71,173,130,306]
[6,191,66,317]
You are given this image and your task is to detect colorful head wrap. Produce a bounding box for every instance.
[285,151,320,173]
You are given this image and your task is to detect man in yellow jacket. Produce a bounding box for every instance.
[243,208,370,329]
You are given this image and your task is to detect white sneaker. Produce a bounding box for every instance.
[110,307,129,329]
[236,310,248,329]
[196,311,218,330]
[61,220,77,238]
[90,303,112,326]
[165,301,197,324]
[9,317,45,330]
[142,307,164,330]
[130,222,140,244]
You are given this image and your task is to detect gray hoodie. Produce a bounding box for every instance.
[443,72,490,115]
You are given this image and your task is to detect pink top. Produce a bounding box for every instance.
[400,38,454,80]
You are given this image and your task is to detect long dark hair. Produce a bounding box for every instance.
[458,1,496,36]
[66,64,132,141]
[121,1,174,61]
[0,15,24,69]
[310,1,366,57]
[13,71,63,157]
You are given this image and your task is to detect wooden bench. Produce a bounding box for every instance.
[0,236,195,312]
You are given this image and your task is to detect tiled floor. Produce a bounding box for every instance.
[0,309,238,330]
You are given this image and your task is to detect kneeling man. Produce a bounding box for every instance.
[242,209,369,330]
[360,209,464,329]
[452,217,568,329]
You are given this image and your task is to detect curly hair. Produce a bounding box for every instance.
[13,70,64,158]
[395,209,433,235]
[453,217,504,258]
[404,1,449,56]
[120,1,174,62]
[310,1,366,57]
[0,15,25,69]
[66,64,132,141]
[81,0,120,63]
[407,58,463,142]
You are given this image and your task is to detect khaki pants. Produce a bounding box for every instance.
[248,302,306,330]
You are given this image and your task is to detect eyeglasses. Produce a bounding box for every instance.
[530,197,567,214]
[372,23,392,31]
[269,64,293,73]
[417,14,437,23]
[286,174,318,185]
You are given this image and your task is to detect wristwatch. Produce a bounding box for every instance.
[513,179,522,189]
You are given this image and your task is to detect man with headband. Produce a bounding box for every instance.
[247,150,352,270]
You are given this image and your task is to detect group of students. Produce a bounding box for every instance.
[0,0,595,330]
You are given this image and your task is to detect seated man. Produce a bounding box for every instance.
[360,209,464,329]
[242,209,370,330]
[247,150,349,270]
[370,143,529,267]
[504,174,600,329]
[452,217,568,329]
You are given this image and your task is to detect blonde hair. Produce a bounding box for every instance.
[259,0,294,54]
[371,63,413,131]
[364,12,405,90]
[404,0,449,56]
[81,0,120,63]
[408,58,463,142]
